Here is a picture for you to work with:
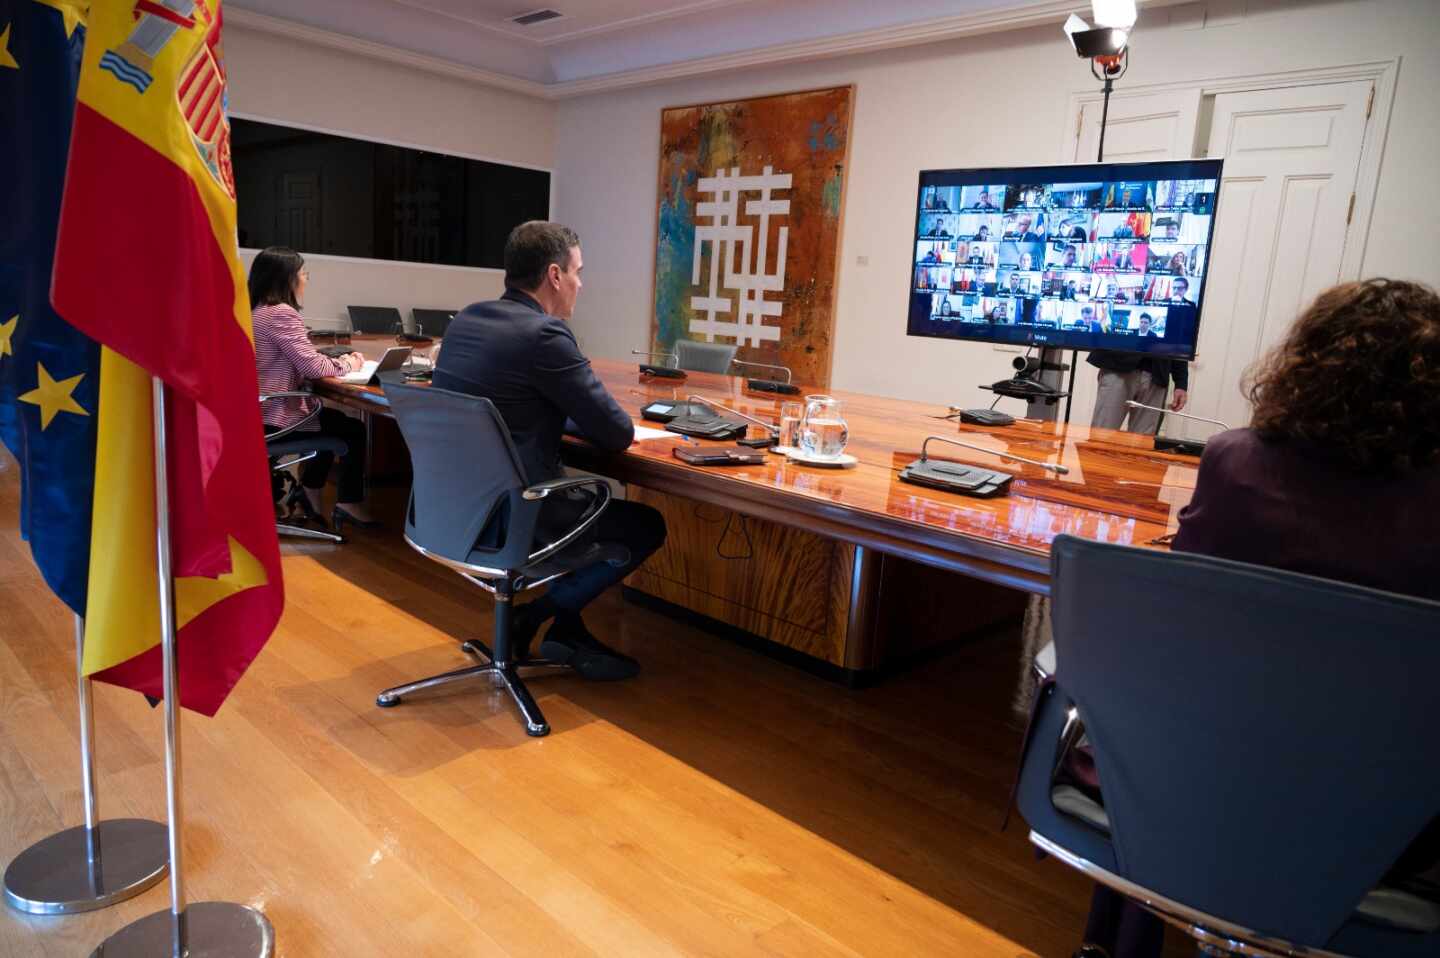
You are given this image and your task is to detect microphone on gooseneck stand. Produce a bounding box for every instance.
[920,435,1070,475]
[1123,401,1231,457]
[632,349,685,379]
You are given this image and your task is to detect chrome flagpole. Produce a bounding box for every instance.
[88,377,273,957]
[2,613,168,914]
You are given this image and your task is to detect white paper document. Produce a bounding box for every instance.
[632,425,675,442]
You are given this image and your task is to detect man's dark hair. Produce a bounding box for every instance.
[247,246,304,310]
[504,221,580,291]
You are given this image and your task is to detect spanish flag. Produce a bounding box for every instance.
[52,0,282,716]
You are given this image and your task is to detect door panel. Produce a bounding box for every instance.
[1185,80,1371,440]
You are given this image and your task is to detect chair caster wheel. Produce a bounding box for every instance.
[376,695,401,708]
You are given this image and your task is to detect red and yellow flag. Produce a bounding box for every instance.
[52,0,282,715]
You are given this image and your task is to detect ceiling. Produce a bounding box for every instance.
[225,0,1153,97]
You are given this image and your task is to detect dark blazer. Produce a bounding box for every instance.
[1087,348,1190,391]
[1174,428,1440,601]
[432,289,633,483]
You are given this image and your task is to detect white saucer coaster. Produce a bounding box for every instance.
[782,448,858,468]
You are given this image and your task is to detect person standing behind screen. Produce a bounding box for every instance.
[433,221,666,680]
[1087,320,1190,433]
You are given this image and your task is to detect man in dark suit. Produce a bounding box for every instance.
[434,221,666,680]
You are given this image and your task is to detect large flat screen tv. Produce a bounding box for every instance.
[907,158,1223,359]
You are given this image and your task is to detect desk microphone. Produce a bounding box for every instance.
[920,435,1069,475]
[1124,401,1232,431]
[730,359,792,383]
[632,349,685,379]
[685,394,780,436]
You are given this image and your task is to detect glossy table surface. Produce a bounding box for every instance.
[316,355,1199,592]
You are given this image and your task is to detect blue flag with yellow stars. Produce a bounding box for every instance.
[0,0,99,614]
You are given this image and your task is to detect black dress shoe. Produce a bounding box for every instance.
[331,505,381,534]
[539,618,640,681]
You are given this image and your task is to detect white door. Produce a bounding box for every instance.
[1072,89,1202,164]
[1183,81,1372,440]
[1059,90,1201,425]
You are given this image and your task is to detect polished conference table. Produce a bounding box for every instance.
[315,353,1198,669]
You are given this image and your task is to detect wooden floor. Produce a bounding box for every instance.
[0,459,1164,957]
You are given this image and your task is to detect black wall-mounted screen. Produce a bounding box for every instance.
[231,118,551,269]
[907,158,1223,359]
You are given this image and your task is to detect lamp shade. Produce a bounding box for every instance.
[1091,0,1138,29]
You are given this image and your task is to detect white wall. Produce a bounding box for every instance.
[552,0,1440,409]
[226,24,556,326]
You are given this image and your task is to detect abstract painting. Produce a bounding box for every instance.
[651,86,853,389]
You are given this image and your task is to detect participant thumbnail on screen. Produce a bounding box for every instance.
[1096,211,1151,240]
[956,213,1002,241]
[1005,184,1049,210]
[1002,212,1048,241]
[1155,179,1215,213]
[1102,181,1155,210]
[961,185,1006,210]
[1049,182,1104,209]
[921,186,961,212]
[1146,243,1205,277]
[999,241,1046,272]
[1090,241,1148,273]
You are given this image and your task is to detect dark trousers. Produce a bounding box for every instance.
[541,499,666,615]
[268,408,368,504]
[1085,887,1164,957]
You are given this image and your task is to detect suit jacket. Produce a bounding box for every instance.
[1087,348,1190,391]
[433,289,633,483]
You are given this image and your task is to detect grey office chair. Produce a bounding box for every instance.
[262,390,346,544]
[1015,536,1440,957]
[374,379,627,737]
[674,339,738,373]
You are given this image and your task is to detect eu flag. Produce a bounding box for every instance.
[0,0,99,614]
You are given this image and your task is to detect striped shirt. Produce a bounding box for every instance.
[253,302,346,431]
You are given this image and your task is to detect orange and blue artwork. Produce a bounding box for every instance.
[651,86,853,389]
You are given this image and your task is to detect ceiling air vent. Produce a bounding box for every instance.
[510,9,564,26]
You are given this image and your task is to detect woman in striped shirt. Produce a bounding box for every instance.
[250,247,376,529]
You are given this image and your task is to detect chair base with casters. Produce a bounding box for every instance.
[374,534,628,738]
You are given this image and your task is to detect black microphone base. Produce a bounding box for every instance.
[1155,436,1206,457]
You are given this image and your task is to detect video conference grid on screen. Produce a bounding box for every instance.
[908,160,1222,359]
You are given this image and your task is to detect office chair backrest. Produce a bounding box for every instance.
[410,308,455,338]
[347,305,404,335]
[381,380,540,570]
[1048,535,1440,947]
[674,339,738,373]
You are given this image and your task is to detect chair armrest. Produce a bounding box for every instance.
[523,479,613,565]
[522,476,613,501]
[260,391,321,441]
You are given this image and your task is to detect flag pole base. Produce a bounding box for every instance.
[88,901,275,957]
[4,819,168,915]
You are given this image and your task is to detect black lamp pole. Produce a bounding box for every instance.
[1059,47,1130,424]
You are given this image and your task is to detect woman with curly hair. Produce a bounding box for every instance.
[1076,278,1440,958]
[1171,277,1440,596]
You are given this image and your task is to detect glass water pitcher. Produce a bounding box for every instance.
[798,395,849,460]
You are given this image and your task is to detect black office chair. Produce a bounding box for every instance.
[262,390,346,544]
[346,305,405,336]
[674,339,738,373]
[373,380,627,736]
[1016,536,1440,957]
